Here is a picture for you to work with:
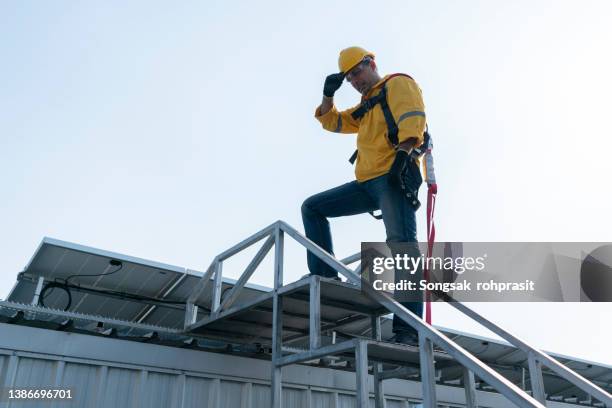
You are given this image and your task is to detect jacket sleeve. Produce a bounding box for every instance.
[314,104,360,134]
[386,76,426,146]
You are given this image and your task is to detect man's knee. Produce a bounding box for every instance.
[302,191,329,217]
[301,196,316,217]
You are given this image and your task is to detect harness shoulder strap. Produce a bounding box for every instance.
[348,73,414,164]
[350,73,413,121]
[378,86,399,147]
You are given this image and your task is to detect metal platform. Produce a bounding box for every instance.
[187,277,386,343]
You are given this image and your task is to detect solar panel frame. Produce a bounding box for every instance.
[8,237,271,327]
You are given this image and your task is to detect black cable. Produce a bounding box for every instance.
[40,279,209,310]
[39,282,72,311]
[64,260,123,285]
[39,260,124,311]
[64,283,202,306]
[36,259,209,312]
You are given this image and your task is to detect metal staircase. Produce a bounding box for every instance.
[183,220,612,408]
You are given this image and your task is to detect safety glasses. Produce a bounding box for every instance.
[345,58,371,82]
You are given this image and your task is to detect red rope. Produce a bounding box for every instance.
[425,183,437,324]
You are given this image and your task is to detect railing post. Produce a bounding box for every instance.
[271,224,284,408]
[274,225,284,289]
[309,276,321,350]
[355,340,369,408]
[372,316,385,408]
[528,352,547,405]
[271,293,283,408]
[183,302,197,329]
[211,261,223,313]
[419,335,438,408]
[463,368,479,408]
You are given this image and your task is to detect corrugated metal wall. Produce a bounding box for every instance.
[2,323,548,408]
[0,353,426,408]
[0,352,437,408]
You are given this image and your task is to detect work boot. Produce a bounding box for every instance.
[389,333,445,352]
[300,273,341,282]
[389,331,419,347]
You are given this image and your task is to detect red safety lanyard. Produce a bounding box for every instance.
[424,183,437,324]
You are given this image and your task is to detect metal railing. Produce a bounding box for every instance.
[342,251,612,408]
[184,220,612,408]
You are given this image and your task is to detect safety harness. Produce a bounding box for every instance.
[348,73,437,211]
[349,73,418,163]
[350,73,438,324]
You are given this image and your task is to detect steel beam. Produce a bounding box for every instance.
[372,316,385,408]
[186,260,217,304]
[463,368,478,408]
[528,352,547,405]
[218,235,275,312]
[355,340,369,408]
[211,261,223,313]
[183,302,198,329]
[340,252,361,265]
[419,335,438,408]
[272,228,284,408]
[216,222,276,262]
[309,276,321,350]
[186,291,273,332]
[274,227,284,289]
[271,293,283,408]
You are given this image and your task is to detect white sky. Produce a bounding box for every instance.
[1,1,611,365]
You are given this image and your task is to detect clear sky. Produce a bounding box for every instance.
[1,1,610,365]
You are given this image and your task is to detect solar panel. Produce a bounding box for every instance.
[7,237,268,328]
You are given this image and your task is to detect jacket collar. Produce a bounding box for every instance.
[362,74,389,100]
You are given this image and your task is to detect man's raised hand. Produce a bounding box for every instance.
[323,72,345,98]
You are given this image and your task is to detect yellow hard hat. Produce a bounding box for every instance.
[338,46,375,74]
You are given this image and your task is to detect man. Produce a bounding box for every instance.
[301,47,426,345]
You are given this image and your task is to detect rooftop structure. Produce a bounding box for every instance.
[3,222,611,407]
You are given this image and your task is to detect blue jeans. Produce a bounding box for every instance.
[301,174,423,336]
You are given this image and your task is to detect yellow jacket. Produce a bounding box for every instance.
[315,74,426,182]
